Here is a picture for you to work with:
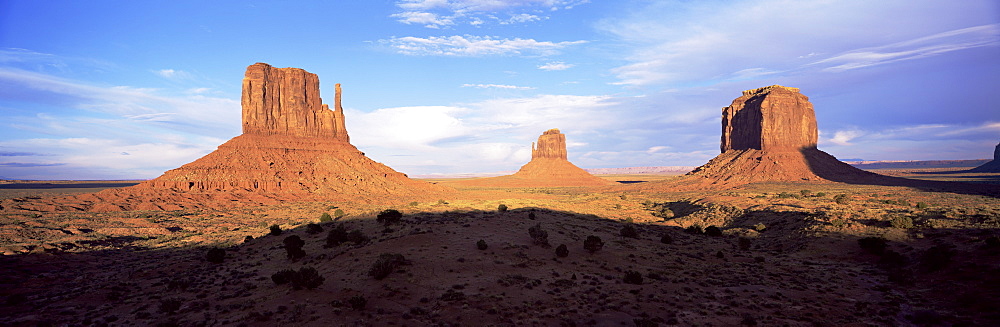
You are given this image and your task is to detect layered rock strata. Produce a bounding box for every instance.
[459,129,614,187]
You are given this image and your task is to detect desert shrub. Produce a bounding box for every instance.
[437,199,448,205]
[660,234,673,244]
[159,298,182,313]
[716,250,725,258]
[476,239,488,250]
[333,209,345,218]
[738,237,752,251]
[858,237,888,255]
[890,215,914,229]
[920,245,952,272]
[326,224,369,247]
[409,201,419,206]
[290,267,325,290]
[319,213,333,222]
[623,270,643,285]
[815,192,826,197]
[800,189,812,197]
[348,295,367,310]
[777,192,798,199]
[283,235,306,260]
[834,194,849,204]
[440,289,465,301]
[916,202,929,209]
[271,269,296,285]
[584,235,604,253]
[269,224,282,236]
[555,244,569,257]
[326,205,338,210]
[243,235,254,243]
[205,248,225,263]
[528,223,549,246]
[528,212,536,220]
[620,224,638,239]
[684,225,703,234]
[376,209,403,226]
[830,219,847,228]
[369,253,408,280]
[704,226,723,237]
[498,204,508,212]
[306,223,324,234]
[752,223,766,232]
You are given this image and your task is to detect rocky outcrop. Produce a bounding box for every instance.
[241,63,349,141]
[532,129,568,160]
[458,129,613,187]
[77,63,451,209]
[969,142,1000,172]
[721,85,817,152]
[632,85,878,190]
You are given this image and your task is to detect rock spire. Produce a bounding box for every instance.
[458,129,613,187]
[721,85,817,152]
[532,129,568,160]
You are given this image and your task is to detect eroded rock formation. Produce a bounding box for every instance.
[16,63,452,211]
[641,85,877,190]
[969,142,1000,173]
[459,129,613,187]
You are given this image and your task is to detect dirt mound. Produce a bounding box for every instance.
[969,142,1000,173]
[458,129,614,187]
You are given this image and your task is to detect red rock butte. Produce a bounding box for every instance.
[458,129,614,187]
[639,85,878,190]
[969,142,1000,173]
[73,63,451,210]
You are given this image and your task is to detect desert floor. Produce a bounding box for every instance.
[1,168,999,326]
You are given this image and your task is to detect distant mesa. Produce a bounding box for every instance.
[458,129,614,187]
[646,85,879,190]
[969,142,1000,173]
[29,63,451,211]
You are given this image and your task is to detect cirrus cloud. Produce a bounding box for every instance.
[380,35,587,56]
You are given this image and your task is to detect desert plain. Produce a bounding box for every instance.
[1,64,999,327]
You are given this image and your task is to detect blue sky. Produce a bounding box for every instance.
[1,0,998,180]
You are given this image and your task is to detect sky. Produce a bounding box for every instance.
[0,0,998,180]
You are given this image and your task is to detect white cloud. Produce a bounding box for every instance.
[154,69,192,79]
[827,129,864,146]
[461,83,535,90]
[381,35,586,56]
[538,61,573,71]
[391,0,587,27]
[600,0,1000,87]
[811,24,1000,72]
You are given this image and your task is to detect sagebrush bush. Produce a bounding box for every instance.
[858,237,888,255]
[306,223,324,234]
[290,267,325,290]
[704,226,723,237]
[584,235,604,253]
[348,295,367,310]
[528,223,549,247]
[498,204,508,212]
[269,224,282,236]
[890,215,914,229]
[271,269,296,285]
[834,194,849,204]
[369,253,408,280]
[623,270,643,285]
[620,224,638,238]
[205,248,225,263]
[660,234,673,244]
[326,224,369,247]
[333,209,345,218]
[684,225,703,234]
[555,244,569,257]
[283,235,306,260]
[243,235,254,243]
[319,213,333,222]
[476,239,488,250]
[376,209,403,226]
[528,212,536,220]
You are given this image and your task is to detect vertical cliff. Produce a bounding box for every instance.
[241,63,349,141]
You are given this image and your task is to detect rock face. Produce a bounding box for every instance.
[969,142,1000,172]
[241,63,349,140]
[649,85,877,189]
[87,63,450,209]
[721,86,817,152]
[459,129,613,187]
[532,129,568,160]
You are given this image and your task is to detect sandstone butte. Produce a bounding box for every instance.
[969,142,1000,173]
[458,129,615,187]
[632,85,880,190]
[7,63,452,212]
